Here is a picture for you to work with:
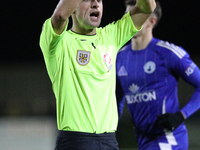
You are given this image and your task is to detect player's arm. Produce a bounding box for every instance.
[156,64,200,131]
[156,51,200,131]
[130,0,156,29]
[51,0,82,35]
[179,61,200,119]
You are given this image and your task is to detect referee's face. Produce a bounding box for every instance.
[74,0,103,29]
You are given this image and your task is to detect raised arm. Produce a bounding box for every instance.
[130,0,156,29]
[51,0,82,34]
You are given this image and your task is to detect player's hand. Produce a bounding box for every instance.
[155,112,185,131]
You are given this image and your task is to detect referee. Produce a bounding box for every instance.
[39,0,156,149]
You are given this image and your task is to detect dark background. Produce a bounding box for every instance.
[1,0,200,149]
[1,0,200,63]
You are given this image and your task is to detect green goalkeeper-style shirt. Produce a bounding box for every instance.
[40,12,140,133]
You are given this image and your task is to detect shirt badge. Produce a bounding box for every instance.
[103,52,112,71]
[143,61,156,74]
[77,50,91,66]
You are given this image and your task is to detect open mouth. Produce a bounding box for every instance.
[90,12,99,18]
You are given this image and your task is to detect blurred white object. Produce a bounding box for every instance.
[0,117,56,150]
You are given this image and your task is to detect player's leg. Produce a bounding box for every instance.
[158,125,188,150]
[136,127,188,150]
[171,127,188,150]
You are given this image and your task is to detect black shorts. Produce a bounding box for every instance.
[55,130,119,150]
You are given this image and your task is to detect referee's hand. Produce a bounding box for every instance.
[155,111,185,131]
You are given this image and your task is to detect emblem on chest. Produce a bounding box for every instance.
[103,52,112,71]
[77,50,91,66]
[143,61,156,74]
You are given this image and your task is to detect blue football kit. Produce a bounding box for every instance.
[116,37,200,150]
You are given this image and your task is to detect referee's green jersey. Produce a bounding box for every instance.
[40,12,140,133]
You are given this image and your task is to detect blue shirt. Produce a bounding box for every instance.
[116,37,200,147]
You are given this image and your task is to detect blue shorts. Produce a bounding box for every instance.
[55,131,119,150]
[137,124,188,150]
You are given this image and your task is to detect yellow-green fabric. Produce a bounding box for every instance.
[40,12,140,133]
